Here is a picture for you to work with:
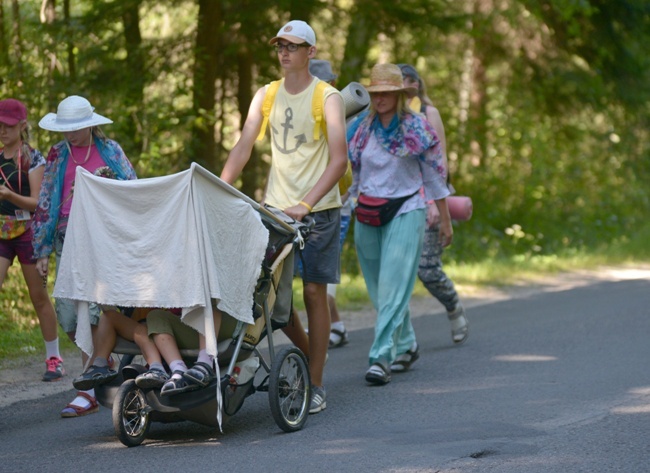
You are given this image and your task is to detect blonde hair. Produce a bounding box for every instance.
[17,121,33,168]
[91,126,108,141]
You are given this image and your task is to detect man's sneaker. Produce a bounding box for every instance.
[43,356,65,382]
[309,385,327,414]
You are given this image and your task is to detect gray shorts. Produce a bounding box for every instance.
[296,208,341,284]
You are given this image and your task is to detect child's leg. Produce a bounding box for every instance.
[102,309,162,366]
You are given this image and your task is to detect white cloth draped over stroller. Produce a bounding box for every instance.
[53,163,269,359]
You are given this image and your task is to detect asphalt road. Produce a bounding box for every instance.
[1,269,649,472]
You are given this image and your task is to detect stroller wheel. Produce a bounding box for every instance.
[269,346,311,432]
[112,379,151,447]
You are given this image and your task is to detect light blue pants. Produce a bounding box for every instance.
[355,209,425,367]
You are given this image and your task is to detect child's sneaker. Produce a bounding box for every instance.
[42,356,65,382]
[136,368,170,389]
[72,365,118,390]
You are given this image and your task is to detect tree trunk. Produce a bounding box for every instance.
[339,1,377,87]
[0,2,8,72]
[236,45,265,200]
[11,0,22,77]
[189,0,221,170]
[63,0,75,83]
[40,0,55,23]
[121,0,145,154]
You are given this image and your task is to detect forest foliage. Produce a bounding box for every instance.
[0,0,649,321]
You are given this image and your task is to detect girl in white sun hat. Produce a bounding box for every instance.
[34,95,137,418]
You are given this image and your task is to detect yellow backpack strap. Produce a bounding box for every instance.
[312,80,329,141]
[408,96,423,115]
[257,80,282,142]
[338,161,353,195]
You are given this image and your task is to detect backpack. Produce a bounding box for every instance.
[257,78,353,195]
[256,78,329,142]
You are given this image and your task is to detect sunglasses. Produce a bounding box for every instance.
[274,42,310,53]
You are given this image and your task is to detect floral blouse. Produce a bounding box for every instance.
[32,137,136,259]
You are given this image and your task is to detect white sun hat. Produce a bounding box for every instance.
[39,95,113,132]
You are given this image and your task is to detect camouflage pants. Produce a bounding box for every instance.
[417,224,459,313]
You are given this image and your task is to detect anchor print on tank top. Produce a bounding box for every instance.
[271,107,307,154]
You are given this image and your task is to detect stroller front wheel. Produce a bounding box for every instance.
[112,379,151,447]
[269,346,311,432]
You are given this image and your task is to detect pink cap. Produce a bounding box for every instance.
[0,99,28,126]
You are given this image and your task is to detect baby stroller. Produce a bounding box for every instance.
[95,206,313,447]
[55,163,315,447]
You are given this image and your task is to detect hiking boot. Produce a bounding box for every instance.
[309,386,327,414]
[42,356,65,382]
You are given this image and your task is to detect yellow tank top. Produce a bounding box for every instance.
[265,78,342,212]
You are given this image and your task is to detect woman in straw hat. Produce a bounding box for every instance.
[33,95,136,417]
[0,99,62,383]
[347,63,452,385]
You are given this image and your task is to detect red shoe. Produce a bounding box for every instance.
[42,356,65,382]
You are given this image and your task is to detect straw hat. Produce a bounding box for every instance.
[39,95,113,132]
[365,63,417,95]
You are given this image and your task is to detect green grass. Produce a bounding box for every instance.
[293,242,650,310]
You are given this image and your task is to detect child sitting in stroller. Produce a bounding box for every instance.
[135,306,238,395]
[72,305,239,396]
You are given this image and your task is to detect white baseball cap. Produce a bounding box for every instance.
[269,20,316,46]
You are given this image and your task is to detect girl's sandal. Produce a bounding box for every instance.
[182,362,215,387]
[60,391,99,418]
[161,371,202,396]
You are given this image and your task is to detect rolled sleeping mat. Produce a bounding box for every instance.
[340,81,370,119]
[447,196,473,221]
